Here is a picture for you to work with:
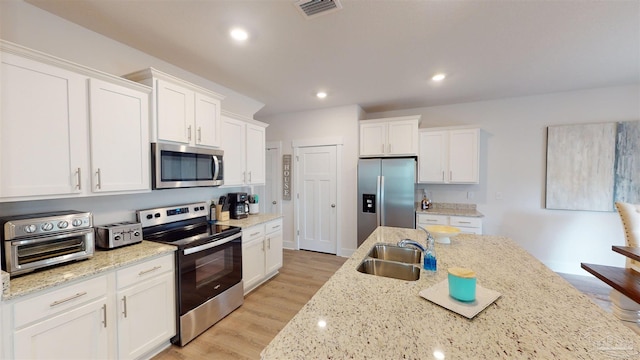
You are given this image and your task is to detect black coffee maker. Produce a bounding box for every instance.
[228,192,248,219]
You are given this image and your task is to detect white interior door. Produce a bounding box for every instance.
[265,143,282,215]
[296,146,337,254]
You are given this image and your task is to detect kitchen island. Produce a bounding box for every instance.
[262,227,640,359]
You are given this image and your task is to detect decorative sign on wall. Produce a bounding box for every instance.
[283,155,292,200]
[545,120,640,211]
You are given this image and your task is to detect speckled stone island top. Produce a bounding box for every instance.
[2,241,176,301]
[261,226,640,359]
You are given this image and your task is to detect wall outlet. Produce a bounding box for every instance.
[467,191,475,200]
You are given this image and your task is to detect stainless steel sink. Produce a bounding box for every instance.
[366,243,421,264]
[356,258,421,281]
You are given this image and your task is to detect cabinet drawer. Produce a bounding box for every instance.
[450,216,482,228]
[416,214,448,225]
[242,225,265,243]
[265,219,283,234]
[117,254,174,289]
[14,274,108,328]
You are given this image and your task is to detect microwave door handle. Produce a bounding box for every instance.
[213,155,220,180]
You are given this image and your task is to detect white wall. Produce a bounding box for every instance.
[0,1,260,222]
[368,85,640,274]
[258,105,363,256]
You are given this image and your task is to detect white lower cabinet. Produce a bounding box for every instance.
[242,219,283,295]
[416,213,483,235]
[5,254,175,360]
[116,254,175,360]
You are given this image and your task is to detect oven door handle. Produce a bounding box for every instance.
[183,232,241,255]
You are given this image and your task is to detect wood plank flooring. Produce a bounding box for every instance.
[152,250,617,360]
[152,249,347,360]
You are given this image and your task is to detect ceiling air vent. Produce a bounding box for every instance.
[295,0,343,19]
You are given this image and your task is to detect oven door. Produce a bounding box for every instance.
[178,232,242,316]
[4,229,95,276]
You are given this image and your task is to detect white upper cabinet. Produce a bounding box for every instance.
[221,113,267,186]
[0,41,152,201]
[359,115,420,157]
[88,78,150,193]
[124,68,224,148]
[418,128,480,184]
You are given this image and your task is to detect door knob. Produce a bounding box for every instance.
[331,204,336,208]
[272,201,277,205]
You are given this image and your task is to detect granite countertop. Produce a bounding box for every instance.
[2,241,176,301]
[261,227,640,359]
[416,202,484,217]
[216,213,282,228]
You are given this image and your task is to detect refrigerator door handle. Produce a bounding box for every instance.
[378,175,384,226]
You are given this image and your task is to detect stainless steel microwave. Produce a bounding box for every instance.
[151,143,224,189]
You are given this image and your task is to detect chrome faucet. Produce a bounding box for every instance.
[397,239,425,252]
[418,226,435,243]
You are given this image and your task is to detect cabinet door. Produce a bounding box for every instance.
[1,53,87,198]
[245,124,266,184]
[220,116,246,185]
[117,272,175,360]
[265,230,283,276]
[14,298,109,359]
[156,79,193,144]
[449,129,479,183]
[387,120,418,155]
[194,92,221,147]
[88,78,150,193]
[360,123,386,156]
[242,238,266,294]
[418,131,448,183]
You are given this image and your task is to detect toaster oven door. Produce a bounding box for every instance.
[4,228,95,276]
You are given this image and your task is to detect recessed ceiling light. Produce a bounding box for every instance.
[316,91,327,99]
[432,73,446,82]
[230,28,249,41]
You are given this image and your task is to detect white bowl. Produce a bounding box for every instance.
[425,225,461,244]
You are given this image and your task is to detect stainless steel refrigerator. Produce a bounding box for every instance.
[357,157,416,246]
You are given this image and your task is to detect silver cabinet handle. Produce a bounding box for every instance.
[50,291,87,307]
[381,144,384,153]
[442,171,445,182]
[248,171,252,182]
[388,144,391,153]
[272,225,280,229]
[187,125,192,141]
[450,171,452,181]
[96,168,102,189]
[267,238,271,249]
[250,232,260,236]
[457,221,472,224]
[138,265,161,276]
[198,127,202,142]
[75,168,82,190]
[122,296,128,318]
[102,304,107,328]
[243,172,246,183]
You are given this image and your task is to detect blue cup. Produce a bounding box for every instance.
[448,268,477,302]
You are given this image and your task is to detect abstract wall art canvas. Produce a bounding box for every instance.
[545,121,640,211]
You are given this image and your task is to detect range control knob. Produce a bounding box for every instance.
[146,214,153,220]
[154,213,161,218]
[114,235,121,241]
[41,222,54,231]
[58,221,69,229]
[24,224,37,233]
[133,231,141,237]
[72,218,83,227]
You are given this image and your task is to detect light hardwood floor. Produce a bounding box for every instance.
[152,250,615,360]
[152,249,347,360]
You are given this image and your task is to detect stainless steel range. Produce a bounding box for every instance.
[1,210,94,276]
[137,202,243,346]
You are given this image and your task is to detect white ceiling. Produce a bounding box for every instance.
[26,0,640,118]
